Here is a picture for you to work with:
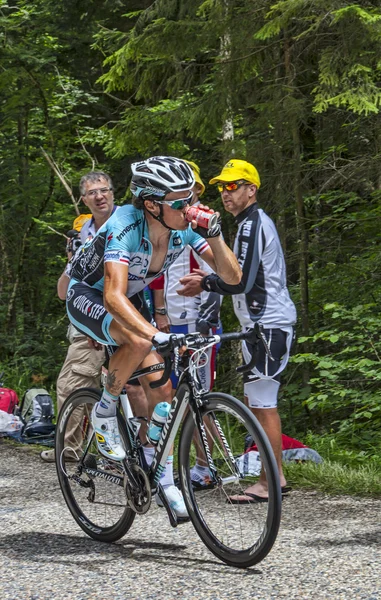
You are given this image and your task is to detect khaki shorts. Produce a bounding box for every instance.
[56,334,105,411]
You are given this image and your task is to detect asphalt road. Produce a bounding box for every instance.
[0,441,380,600]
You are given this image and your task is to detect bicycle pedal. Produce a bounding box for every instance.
[157,483,178,528]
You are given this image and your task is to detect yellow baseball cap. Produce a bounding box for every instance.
[209,159,261,189]
[185,160,205,196]
[72,214,92,232]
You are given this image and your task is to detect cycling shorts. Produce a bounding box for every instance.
[66,281,151,346]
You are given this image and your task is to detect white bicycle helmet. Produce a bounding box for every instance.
[130,156,195,200]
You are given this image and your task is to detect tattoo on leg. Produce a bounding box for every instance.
[106,369,122,395]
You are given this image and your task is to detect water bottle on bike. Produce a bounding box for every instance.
[146,402,171,445]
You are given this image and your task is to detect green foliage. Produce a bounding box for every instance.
[283,460,381,497]
[282,303,381,454]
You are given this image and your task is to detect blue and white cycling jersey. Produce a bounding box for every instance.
[70,204,210,296]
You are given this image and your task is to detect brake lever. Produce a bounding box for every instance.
[236,350,258,373]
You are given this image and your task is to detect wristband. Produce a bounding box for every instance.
[154,307,167,315]
[200,273,219,292]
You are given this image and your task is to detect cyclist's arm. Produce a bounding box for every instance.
[104,262,158,342]
[151,286,170,333]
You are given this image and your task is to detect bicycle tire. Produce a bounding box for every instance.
[178,392,282,568]
[55,387,135,542]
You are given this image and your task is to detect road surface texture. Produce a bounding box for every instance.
[0,441,380,600]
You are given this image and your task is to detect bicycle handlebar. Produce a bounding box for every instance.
[149,323,273,387]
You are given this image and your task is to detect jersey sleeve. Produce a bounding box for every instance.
[185,227,210,256]
[103,218,133,266]
[202,214,264,296]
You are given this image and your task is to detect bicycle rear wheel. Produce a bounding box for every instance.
[178,392,282,568]
[55,388,135,542]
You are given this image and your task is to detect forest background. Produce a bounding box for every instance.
[1,0,380,468]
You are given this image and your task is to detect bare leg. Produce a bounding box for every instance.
[243,407,286,498]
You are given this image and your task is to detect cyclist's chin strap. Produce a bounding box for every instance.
[145,204,173,230]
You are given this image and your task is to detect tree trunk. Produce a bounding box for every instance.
[284,39,309,339]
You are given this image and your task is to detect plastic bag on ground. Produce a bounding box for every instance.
[0,409,23,438]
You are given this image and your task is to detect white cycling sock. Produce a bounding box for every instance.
[160,455,174,488]
[96,389,119,417]
[143,446,155,466]
[143,448,174,488]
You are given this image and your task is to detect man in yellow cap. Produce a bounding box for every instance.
[178,158,296,501]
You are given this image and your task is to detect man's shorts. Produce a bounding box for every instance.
[169,323,222,391]
[242,327,293,409]
[66,281,151,346]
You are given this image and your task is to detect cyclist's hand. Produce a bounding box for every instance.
[151,332,185,356]
[191,209,222,239]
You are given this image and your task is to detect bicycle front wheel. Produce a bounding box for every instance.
[55,388,135,542]
[178,392,282,568]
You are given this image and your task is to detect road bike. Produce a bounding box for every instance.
[55,325,282,568]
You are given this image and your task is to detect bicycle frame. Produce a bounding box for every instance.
[121,351,240,493]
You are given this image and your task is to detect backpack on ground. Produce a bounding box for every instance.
[0,387,19,414]
[19,388,55,438]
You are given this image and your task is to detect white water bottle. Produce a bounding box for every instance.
[146,402,171,445]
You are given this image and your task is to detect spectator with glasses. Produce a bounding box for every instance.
[178,159,296,502]
[41,172,146,462]
[65,156,241,517]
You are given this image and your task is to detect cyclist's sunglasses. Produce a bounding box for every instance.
[155,191,194,210]
[217,180,249,193]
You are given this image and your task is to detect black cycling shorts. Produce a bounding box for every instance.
[66,281,151,346]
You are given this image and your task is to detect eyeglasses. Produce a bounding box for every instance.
[217,180,248,193]
[155,191,194,210]
[85,187,112,198]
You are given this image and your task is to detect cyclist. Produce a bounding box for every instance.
[66,156,241,515]
[178,159,296,502]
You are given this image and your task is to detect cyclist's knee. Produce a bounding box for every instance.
[110,326,152,355]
